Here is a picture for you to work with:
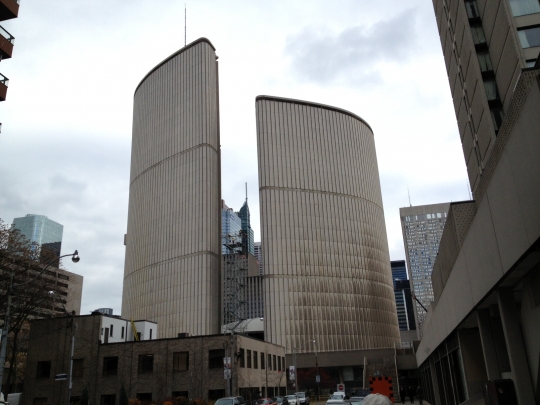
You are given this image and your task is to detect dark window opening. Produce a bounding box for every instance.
[33,398,48,405]
[73,359,84,378]
[172,391,189,399]
[101,395,116,405]
[247,350,252,368]
[209,349,225,369]
[465,0,480,19]
[208,390,226,401]
[138,354,154,373]
[518,25,540,48]
[136,393,152,405]
[103,357,119,376]
[36,361,51,378]
[173,351,189,371]
[110,325,113,337]
[239,348,245,368]
[261,352,265,369]
[121,326,125,339]
[253,351,258,369]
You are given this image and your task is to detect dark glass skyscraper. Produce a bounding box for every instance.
[237,200,254,255]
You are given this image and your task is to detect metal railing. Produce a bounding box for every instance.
[0,72,8,86]
[0,25,14,44]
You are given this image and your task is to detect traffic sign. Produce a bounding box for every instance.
[55,373,67,381]
[337,384,345,392]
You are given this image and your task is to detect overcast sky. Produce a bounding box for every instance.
[0,1,469,315]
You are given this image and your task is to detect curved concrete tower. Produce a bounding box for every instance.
[256,96,400,353]
[122,38,221,337]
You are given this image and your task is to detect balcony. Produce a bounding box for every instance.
[0,72,9,101]
[0,0,18,21]
[0,25,14,59]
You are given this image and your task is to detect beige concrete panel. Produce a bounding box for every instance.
[485,153,529,273]
[122,39,221,337]
[504,85,540,244]
[502,64,522,114]
[462,122,475,164]
[489,5,511,73]
[481,0,501,46]
[476,111,495,161]
[461,200,503,306]
[446,252,474,324]
[257,96,399,354]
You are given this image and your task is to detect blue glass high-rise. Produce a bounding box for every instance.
[12,214,63,261]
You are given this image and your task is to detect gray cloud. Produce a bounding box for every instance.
[285,8,419,86]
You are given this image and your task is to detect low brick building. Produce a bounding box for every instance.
[23,313,285,405]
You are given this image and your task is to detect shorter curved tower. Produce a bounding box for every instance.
[256,96,400,353]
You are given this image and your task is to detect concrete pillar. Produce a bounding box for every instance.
[429,356,442,405]
[497,288,535,405]
[477,309,501,380]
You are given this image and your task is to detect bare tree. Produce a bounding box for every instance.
[0,218,68,396]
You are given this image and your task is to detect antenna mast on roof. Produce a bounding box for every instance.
[245,182,248,203]
[408,186,412,207]
[184,4,187,47]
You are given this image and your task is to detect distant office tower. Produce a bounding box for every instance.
[432,0,540,196]
[390,260,408,286]
[222,200,243,254]
[390,260,416,332]
[221,200,263,326]
[257,96,400,353]
[399,203,450,331]
[12,214,63,260]
[394,279,416,332]
[254,242,263,274]
[237,200,254,255]
[122,38,221,337]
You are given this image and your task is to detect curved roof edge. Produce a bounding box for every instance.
[255,95,372,132]
[134,37,216,95]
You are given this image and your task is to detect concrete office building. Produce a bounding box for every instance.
[412,2,540,403]
[254,242,263,275]
[122,38,221,338]
[12,214,64,261]
[432,0,540,197]
[400,203,450,332]
[256,96,400,354]
[23,313,285,405]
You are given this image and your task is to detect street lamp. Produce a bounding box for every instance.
[0,250,80,401]
[49,290,76,405]
[292,339,315,393]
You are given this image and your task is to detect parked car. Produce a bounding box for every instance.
[348,398,364,405]
[285,395,298,405]
[327,393,347,405]
[294,392,309,405]
[216,397,246,405]
[254,398,277,405]
[272,397,289,405]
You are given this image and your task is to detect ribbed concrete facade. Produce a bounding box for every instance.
[256,96,400,353]
[122,38,221,337]
[432,0,540,196]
